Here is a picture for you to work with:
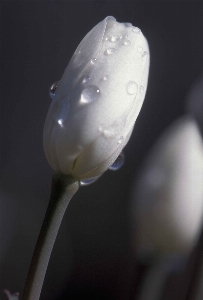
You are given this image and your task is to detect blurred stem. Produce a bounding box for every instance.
[22,173,79,300]
[137,261,168,300]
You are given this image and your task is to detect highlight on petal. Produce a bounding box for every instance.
[43,16,150,180]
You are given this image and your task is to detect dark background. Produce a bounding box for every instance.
[1,1,203,300]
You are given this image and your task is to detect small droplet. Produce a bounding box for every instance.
[137,46,143,53]
[49,81,58,98]
[80,85,100,104]
[80,176,100,186]
[82,76,90,84]
[105,48,117,55]
[78,50,81,54]
[117,136,124,144]
[57,119,63,126]
[132,27,141,34]
[125,22,132,27]
[123,40,131,46]
[109,152,125,171]
[139,85,144,93]
[110,35,118,42]
[142,51,149,61]
[126,81,138,95]
[102,75,109,81]
[90,58,97,64]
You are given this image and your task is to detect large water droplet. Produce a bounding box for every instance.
[109,152,125,171]
[80,86,100,104]
[49,81,58,99]
[123,40,131,46]
[126,81,138,95]
[105,48,117,55]
[80,176,100,186]
[132,27,141,34]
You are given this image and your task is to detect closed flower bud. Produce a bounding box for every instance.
[43,16,150,179]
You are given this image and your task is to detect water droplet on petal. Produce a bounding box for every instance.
[105,48,117,55]
[117,136,124,144]
[142,51,149,61]
[123,40,131,46]
[80,86,100,104]
[80,176,100,186]
[82,76,90,84]
[132,27,141,34]
[90,58,97,64]
[137,46,143,53]
[103,75,109,81]
[109,152,125,171]
[49,81,58,98]
[110,35,118,42]
[126,81,138,95]
[139,85,144,93]
[125,22,132,27]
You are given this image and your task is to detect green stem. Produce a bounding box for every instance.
[22,173,79,300]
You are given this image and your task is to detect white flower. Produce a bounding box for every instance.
[131,117,203,260]
[43,16,150,179]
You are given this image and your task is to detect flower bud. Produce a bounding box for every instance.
[131,117,203,260]
[43,16,150,179]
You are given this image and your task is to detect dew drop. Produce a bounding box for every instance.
[109,152,125,171]
[80,176,100,186]
[105,48,117,55]
[80,85,100,104]
[90,57,97,64]
[123,40,131,46]
[142,51,149,61]
[103,75,109,81]
[117,136,124,144]
[49,81,58,98]
[132,27,141,34]
[137,46,143,53]
[125,22,132,27]
[82,76,90,84]
[139,85,144,93]
[126,81,138,95]
[110,35,118,42]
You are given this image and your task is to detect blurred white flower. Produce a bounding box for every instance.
[131,117,203,262]
[43,16,150,179]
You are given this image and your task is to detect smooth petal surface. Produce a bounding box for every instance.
[131,117,203,259]
[43,16,150,179]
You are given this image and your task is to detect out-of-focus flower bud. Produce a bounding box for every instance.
[43,16,150,180]
[131,117,203,262]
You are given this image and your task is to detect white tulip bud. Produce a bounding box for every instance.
[43,16,150,179]
[131,117,203,260]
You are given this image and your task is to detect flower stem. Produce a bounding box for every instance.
[22,173,79,300]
